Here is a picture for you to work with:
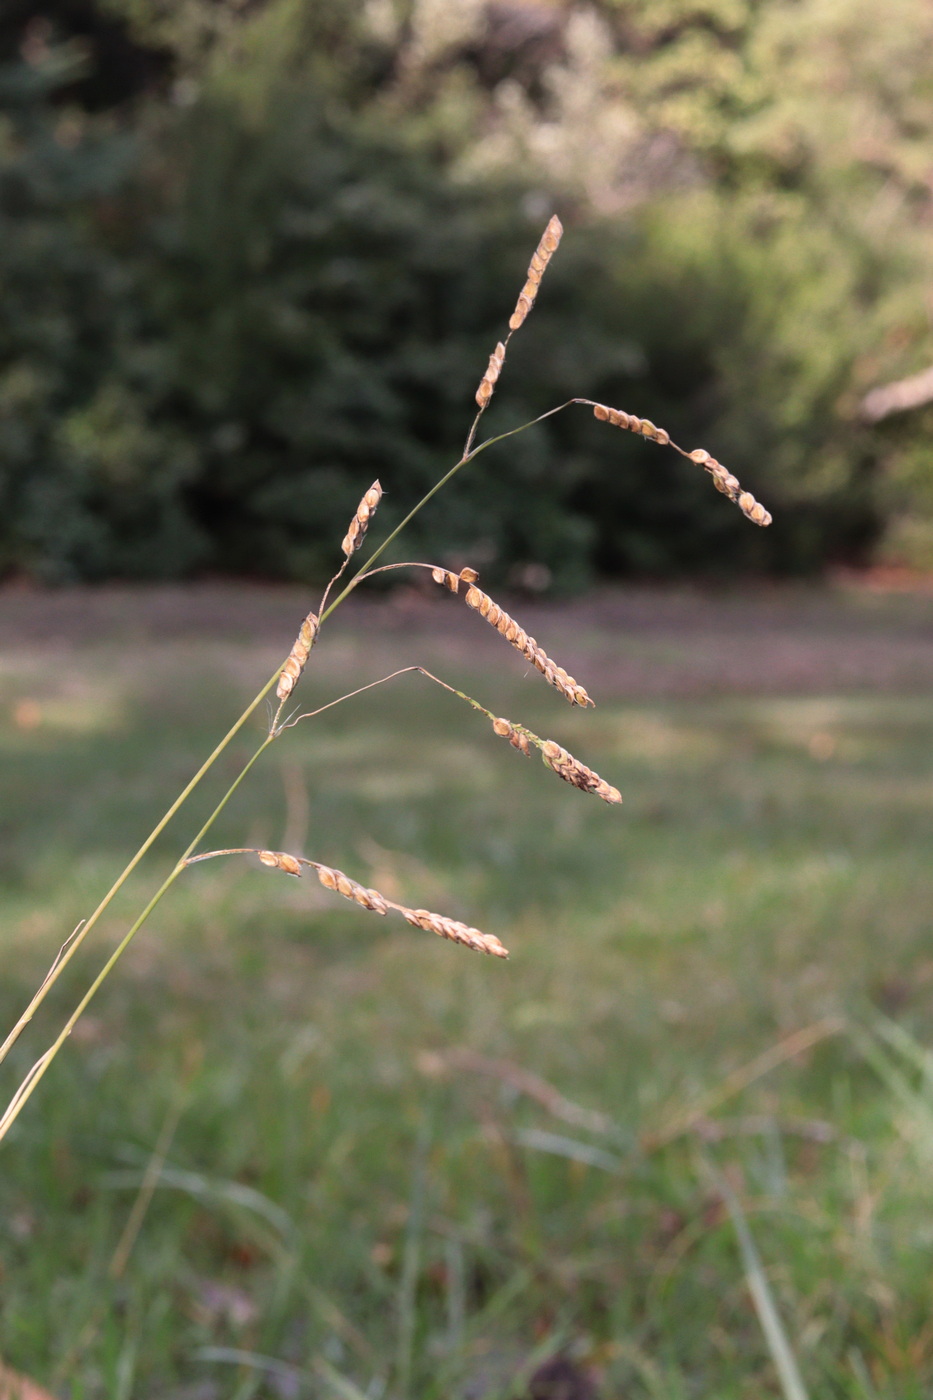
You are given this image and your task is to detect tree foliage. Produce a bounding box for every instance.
[2,0,932,584]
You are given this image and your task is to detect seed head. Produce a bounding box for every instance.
[313,863,389,914]
[277,610,320,702]
[492,716,532,755]
[258,850,304,876]
[541,741,622,804]
[341,480,383,557]
[461,583,594,707]
[592,406,772,527]
[475,341,507,408]
[432,567,460,593]
[399,906,508,958]
[509,215,563,331]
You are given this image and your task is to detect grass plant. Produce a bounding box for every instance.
[6,219,933,1395]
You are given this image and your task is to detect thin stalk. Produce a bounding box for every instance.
[0,672,280,1068]
[0,736,273,1142]
[321,401,577,622]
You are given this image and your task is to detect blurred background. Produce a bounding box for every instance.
[3,2,933,1397]
[3,0,933,588]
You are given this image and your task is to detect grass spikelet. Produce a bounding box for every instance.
[492,716,532,755]
[689,450,772,526]
[432,567,460,593]
[187,847,507,956]
[541,740,622,804]
[397,906,508,958]
[341,480,383,557]
[258,849,304,876]
[475,341,506,408]
[276,611,320,702]
[311,862,389,914]
[450,580,593,707]
[509,215,563,331]
[591,403,772,528]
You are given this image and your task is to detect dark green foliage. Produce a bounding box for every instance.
[0,0,925,584]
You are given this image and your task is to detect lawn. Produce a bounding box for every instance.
[1,581,933,1398]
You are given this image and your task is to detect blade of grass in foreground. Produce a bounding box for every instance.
[704,1160,809,1400]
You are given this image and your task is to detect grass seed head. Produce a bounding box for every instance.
[699,456,772,526]
[341,480,383,557]
[277,610,320,701]
[541,741,622,804]
[492,716,532,755]
[399,906,508,958]
[463,584,594,707]
[258,850,304,876]
[593,406,772,527]
[509,215,563,331]
[313,863,389,915]
[432,567,460,593]
[475,341,507,408]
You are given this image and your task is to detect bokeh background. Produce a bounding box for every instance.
[3,3,933,1397]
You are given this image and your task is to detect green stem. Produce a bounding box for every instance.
[0,737,274,1142]
[0,672,281,1069]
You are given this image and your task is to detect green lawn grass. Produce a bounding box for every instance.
[2,585,933,1398]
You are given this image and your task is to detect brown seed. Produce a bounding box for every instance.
[341,480,383,557]
[313,863,388,915]
[491,715,533,756]
[462,585,594,707]
[432,567,460,593]
[474,341,507,408]
[459,566,479,583]
[258,850,303,877]
[276,611,320,701]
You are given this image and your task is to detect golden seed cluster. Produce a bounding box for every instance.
[341,480,383,557]
[399,907,508,958]
[475,341,506,408]
[492,715,532,755]
[592,402,671,445]
[313,863,389,914]
[258,849,303,876]
[255,849,508,957]
[592,403,772,528]
[509,215,563,331]
[541,741,622,805]
[462,584,593,708]
[430,565,479,594]
[276,611,320,702]
[688,450,772,526]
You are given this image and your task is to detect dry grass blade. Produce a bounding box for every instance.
[591,401,773,527]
